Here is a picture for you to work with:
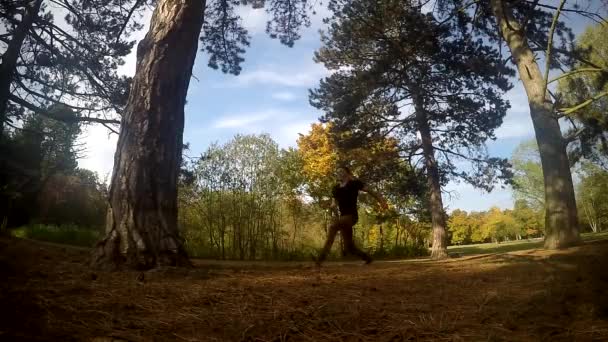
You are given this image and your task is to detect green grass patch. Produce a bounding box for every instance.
[581,231,608,241]
[10,224,101,247]
[448,231,608,256]
[448,239,544,256]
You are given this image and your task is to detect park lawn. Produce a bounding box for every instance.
[448,231,608,256]
[1,235,608,341]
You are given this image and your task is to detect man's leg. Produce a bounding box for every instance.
[317,220,340,264]
[341,217,372,263]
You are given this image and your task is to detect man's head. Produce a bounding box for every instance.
[337,165,353,182]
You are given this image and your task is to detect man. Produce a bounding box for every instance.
[315,165,388,266]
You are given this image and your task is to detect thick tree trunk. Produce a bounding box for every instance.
[414,95,448,259]
[91,0,206,270]
[491,0,580,249]
[0,0,43,135]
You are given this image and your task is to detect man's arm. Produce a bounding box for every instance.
[329,198,340,216]
[361,185,388,210]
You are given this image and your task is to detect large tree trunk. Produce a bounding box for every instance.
[491,0,580,249]
[91,0,206,270]
[414,95,448,259]
[0,0,43,135]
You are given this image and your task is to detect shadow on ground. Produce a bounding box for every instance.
[1,236,607,341]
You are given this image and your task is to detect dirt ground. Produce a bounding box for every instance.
[1,237,608,342]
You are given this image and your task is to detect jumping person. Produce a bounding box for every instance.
[315,165,388,266]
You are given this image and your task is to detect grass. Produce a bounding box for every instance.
[448,231,608,256]
[10,224,101,247]
[10,223,608,259]
[3,234,608,341]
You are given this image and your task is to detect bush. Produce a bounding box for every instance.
[372,244,429,259]
[10,224,101,247]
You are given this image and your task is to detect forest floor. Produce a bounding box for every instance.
[2,236,608,342]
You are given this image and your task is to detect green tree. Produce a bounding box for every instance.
[512,200,544,238]
[511,140,545,210]
[435,0,593,248]
[577,162,608,232]
[0,109,84,228]
[310,0,512,258]
[448,209,472,245]
[557,23,608,167]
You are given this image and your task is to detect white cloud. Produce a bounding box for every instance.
[495,114,534,139]
[495,84,535,139]
[213,111,276,128]
[192,108,317,149]
[77,125,118,180]
[273,121,313,147]
[233,67,328,87]
[271,91,297,101]
[237,6,268,35]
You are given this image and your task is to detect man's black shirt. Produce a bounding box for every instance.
[332,179,364,219]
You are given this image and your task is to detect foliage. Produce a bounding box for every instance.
[448,209,472,245]
[10,223,101,247]
[178,133,430,261]
[311,0,513,192]
[1,113,105,228]
[0,0,148,131]
[447,204,543,245]
[511,140,545,210]
[558,22,608,167]
[577,161,608,232]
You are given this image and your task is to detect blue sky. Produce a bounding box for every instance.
[78,3,599,212]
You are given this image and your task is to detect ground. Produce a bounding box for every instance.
[1,237,608,341]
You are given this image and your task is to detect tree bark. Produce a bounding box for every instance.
[414,95,448,259]
[0,0,43,135]
[491,0,580,249]
[91,0,206,270]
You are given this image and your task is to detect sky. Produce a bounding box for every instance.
[77,2,601,212]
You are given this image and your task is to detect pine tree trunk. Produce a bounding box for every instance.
[91,0,206,270]
[490,0,580,249]
[0,0,43,135]
[414,95,448,259]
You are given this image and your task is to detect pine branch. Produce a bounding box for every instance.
[558,91,608,115]
[542,0,566,98]
[115,0,146,44]
[549,67,607,84]
[8,94,121,125]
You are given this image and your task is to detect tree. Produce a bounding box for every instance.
[296,123,339,203]
[436,0,587,248]
[0,109,82,227]
[448,209,472,245]
[512,199,544,238]
[91,0,314,269]
[558,22,608,168]
[511,140,545,210]
[0,0,146,134]
[91,0,206,269]
[310,0,512,258]
[577,162,608,232]
[37,168,107,227]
